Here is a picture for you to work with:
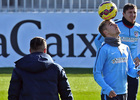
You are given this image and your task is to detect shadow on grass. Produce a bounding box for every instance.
[0,67,13,74]
[0,67,93,74]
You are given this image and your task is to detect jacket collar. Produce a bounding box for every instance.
[122,17,135,28]
[105,37,121,47]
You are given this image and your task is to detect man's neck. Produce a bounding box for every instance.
[122,17,135,28]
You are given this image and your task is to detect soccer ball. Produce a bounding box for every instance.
[98,1,117,20]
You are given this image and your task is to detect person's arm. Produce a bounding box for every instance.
[57,64,73,100]
[94,34,104,51]
[93,47,113,96]
[134,26,140,67]
[8,68,22,100]
[127,47,140,77]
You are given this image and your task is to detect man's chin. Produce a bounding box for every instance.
[130,20,135,24]
[118,32,121,35]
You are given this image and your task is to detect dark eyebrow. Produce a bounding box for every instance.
[108,22,112,25]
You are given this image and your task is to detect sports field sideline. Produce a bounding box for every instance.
[0,68,140,100]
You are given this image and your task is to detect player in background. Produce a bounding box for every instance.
[94,3,140,100]
[93,20,140,100]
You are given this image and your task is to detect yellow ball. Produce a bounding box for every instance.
[98,1,118,20]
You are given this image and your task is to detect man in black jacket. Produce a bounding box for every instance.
[8,37,73,100]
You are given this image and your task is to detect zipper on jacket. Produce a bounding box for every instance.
[118,46,123,56]
[129,28,130,36]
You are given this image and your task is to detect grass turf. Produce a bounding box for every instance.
[0,68,140,100]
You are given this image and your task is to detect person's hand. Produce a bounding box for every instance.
[134,57,140,67]
[137,71,140,76]
[109,90,117,98]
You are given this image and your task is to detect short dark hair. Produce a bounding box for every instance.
[98,20,107,37]
[123,3,137,13]
[30,37,47,52]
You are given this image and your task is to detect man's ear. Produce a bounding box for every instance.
[29,49,31,53]
[44,48,47,53]
[103,30,108,37]
[123,12,125,16]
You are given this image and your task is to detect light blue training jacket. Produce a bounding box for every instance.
[93,43,139,96]
[94,20,140,59]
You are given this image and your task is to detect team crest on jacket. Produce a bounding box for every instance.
[134,31,138,37]
[112,57,127,64]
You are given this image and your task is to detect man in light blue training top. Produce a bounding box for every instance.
[93,20,140,100]
[94,3,140,100]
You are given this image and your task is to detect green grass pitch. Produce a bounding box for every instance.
[0,68,140,100]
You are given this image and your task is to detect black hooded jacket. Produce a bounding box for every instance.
[8,52,73,100]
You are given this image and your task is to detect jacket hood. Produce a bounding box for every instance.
[15,52,54,73]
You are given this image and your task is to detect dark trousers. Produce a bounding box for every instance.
[101,94,126,100]
[127,75,139,100]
